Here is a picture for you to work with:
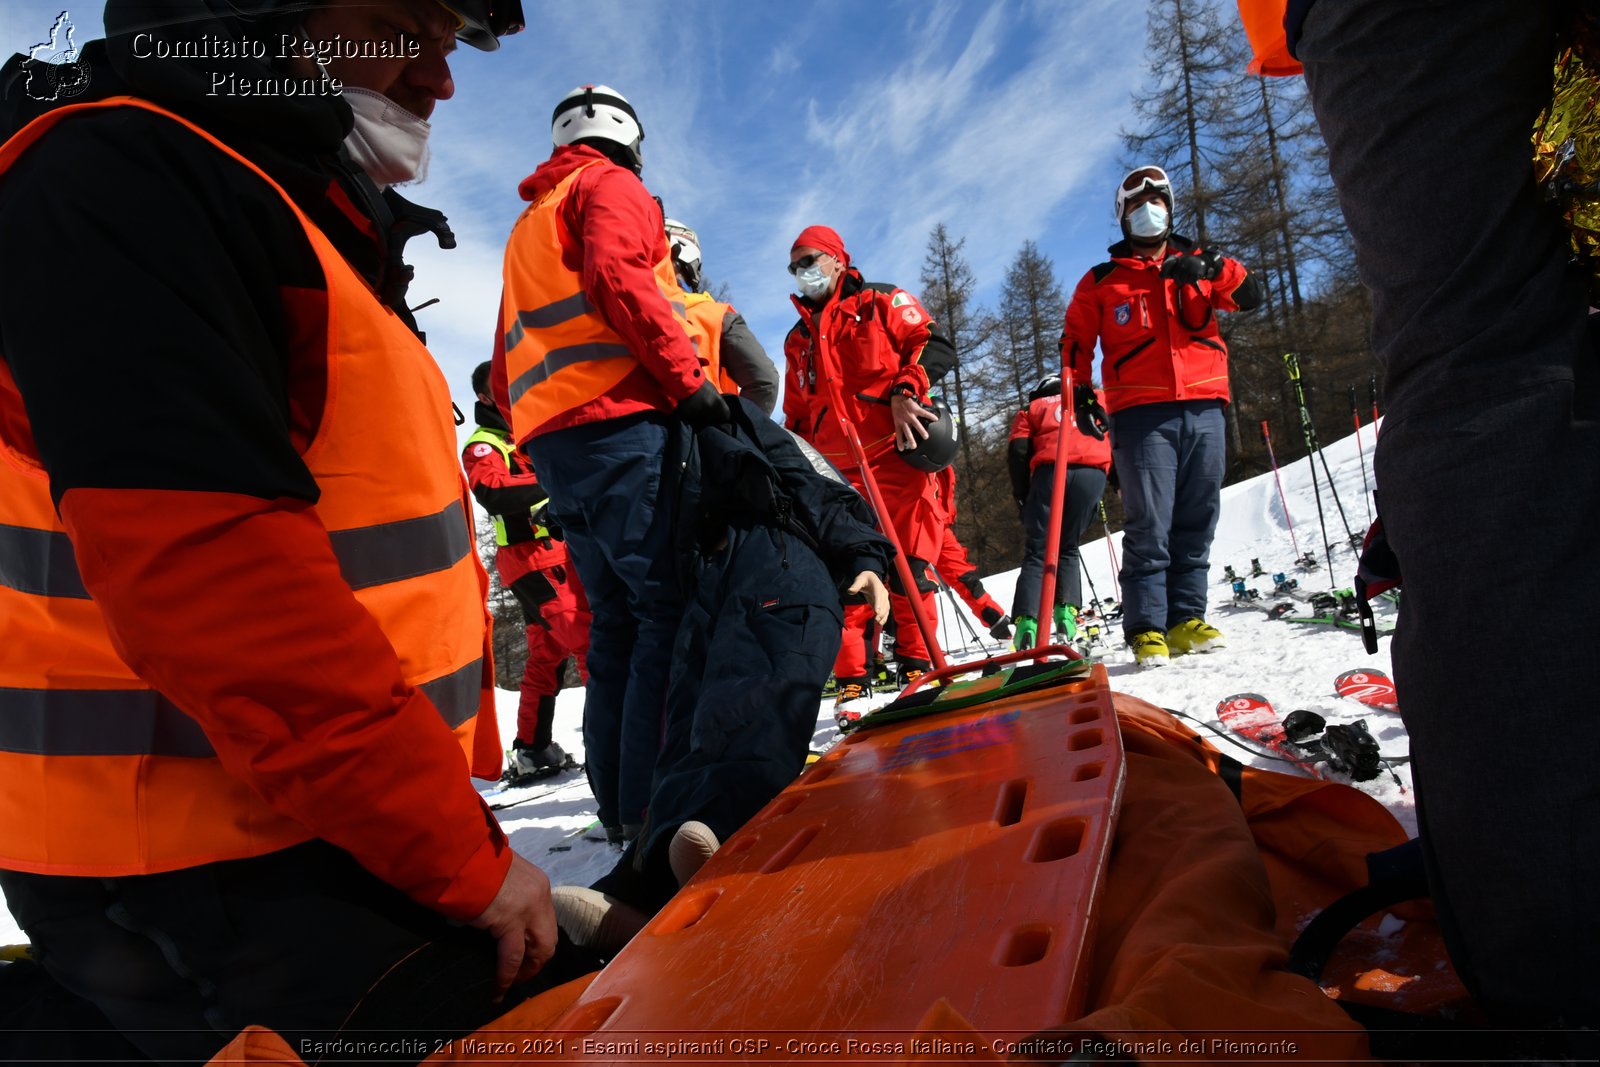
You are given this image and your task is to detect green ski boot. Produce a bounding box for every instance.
[1054,603,1079,642]
[1012,615,1039,650]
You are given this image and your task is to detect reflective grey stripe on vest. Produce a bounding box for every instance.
[4,504,470,600]
[327,501,472,591]
[0,524,91,599]
[503,291,596,353]
[507,342,633,408]
[0,658,483,757]
[416,657,483,729]
[0,687,214,757]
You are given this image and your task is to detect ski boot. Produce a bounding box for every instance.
[1231,578,1260,603]
[895,657,932,689]
[1012,614,1039,651]
[1167,618,1226,654]
[833,676,870,730]
[1128,629,1169,667]
[981,605,1013,641]
[502,739,578,787]
[1272,572,1298,594]
[868,652,892,692]
[1053,603,1079,642]
[1250,557,1265,577]
[1222,564,1239,583]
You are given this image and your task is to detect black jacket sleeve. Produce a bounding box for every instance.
[918,326,958,387]
[1229,270,1266,311]
[468,481,547,519]
[1008,439,1033,503]
[0,111,322,504]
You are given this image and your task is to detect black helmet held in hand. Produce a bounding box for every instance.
[897,395,958,474]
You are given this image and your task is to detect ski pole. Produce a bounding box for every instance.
[936,578,953,652]
[1079,553,1103,621]
[1349,384,1373,527]
[1369,375,1380,441]
[1284,352,1358,549]
[1034,367,1075,639]
[939,577,985,651]
[1098,499,1121,602]
[815,347,947,671]
[1259,420,1303,561]
[1282,355,1337,574]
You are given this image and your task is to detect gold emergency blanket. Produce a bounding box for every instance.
[1534,11,1600,303]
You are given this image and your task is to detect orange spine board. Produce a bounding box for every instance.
[548,664,1125,1053]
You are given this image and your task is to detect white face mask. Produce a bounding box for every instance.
[795,264,833,300]
[1125,201,1169,240]
[342,87,431,188]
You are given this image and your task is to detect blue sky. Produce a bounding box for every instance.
[4,0,1160,419]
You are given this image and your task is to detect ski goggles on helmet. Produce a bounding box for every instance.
[1114,166,1172,221]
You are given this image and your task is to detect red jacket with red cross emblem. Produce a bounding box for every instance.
[782,269,956,468]
[1062,235,1257,416]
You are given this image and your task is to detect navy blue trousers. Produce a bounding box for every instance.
[1012,462,1108,618]
[1110,399,1225,637]
[595,524,841,914]
[525,414,683,829]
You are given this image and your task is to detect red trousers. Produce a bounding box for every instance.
[832,455,942,678]
[935,525,1004,623]
[498,539,590,745]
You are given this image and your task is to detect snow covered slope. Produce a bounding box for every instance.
[0,420,1406,949]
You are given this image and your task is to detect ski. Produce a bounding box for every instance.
[1266,604,1394,636]
[1283,614,1392,636]
[1334,668,1399,713]
[485,766,588,811]
[1215,695,1407,786]
[1215,693,1323,778]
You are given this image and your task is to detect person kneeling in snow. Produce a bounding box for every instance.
[551,397,892,951]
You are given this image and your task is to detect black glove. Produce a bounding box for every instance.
[674,380,731,429]
[1073,383,1109,441]
[1159,249,1223,287]
[529,499,563,541]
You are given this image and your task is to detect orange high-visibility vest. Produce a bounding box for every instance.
[683,292,740,394]
[1237,0,1303,75]
[500,159,699,441]
[0,98,497,877]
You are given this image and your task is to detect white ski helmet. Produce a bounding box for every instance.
[551,84,643,170]
[664,217,702,290]
[1113,165,1174,222]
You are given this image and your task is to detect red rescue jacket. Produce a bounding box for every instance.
[1063,237,1252,416]
[782,270,940,468]
[1009,391,1114,474]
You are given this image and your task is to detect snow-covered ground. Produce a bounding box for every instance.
[0,420,1404,948]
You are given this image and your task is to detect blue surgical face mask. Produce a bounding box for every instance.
[795,264,832,299]
[1125,201,1169,240]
